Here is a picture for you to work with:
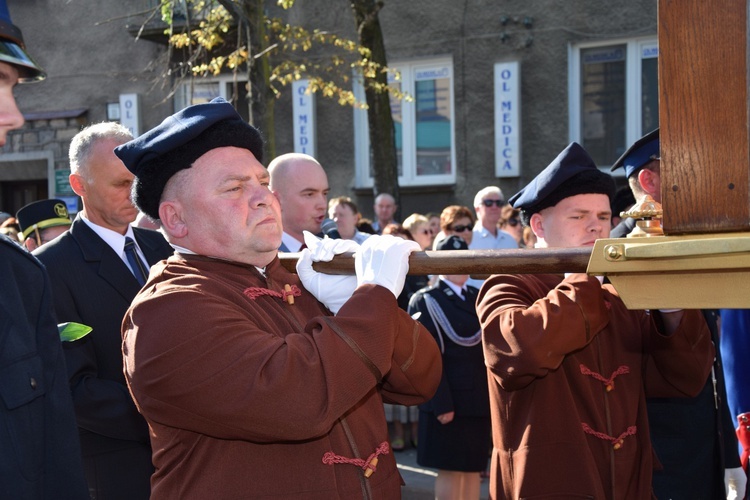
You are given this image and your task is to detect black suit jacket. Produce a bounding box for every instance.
[33,217,172,484]
[0,235,88,499]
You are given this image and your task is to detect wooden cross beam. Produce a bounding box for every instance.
[659,0,749,234]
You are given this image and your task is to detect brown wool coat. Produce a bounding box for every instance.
[477,273,714,500]
[122,254,442,499]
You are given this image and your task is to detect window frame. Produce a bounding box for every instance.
[173,75,246,111]
[568,36,659,173]
[353,56,457,188]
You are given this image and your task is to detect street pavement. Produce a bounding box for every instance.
[396,445,490,499]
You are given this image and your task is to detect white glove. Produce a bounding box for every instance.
[355,234,421,299]
[296,231,359,314]
[725,467,747,500]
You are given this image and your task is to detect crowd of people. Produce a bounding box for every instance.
[1,1,748,499]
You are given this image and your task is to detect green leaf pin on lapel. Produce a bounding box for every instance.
[57,322,92,342]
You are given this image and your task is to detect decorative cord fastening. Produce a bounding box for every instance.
[582,423,637,450]
[243,284,301,305]
[580,364,630,392]
[322,441,390,478]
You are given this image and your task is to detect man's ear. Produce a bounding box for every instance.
[637,168,659,197]
[529,213,544,239]
[23,237,38,252]
[69,173,86,197]
[159,202,187,238]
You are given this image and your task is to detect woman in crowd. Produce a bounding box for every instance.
[327,196,370,244]
[408,235,491,499]
[433,205,475,249]
[499,205,523,247]
[402,213,434,251]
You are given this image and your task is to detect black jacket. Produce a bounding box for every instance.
[0,235,88,499]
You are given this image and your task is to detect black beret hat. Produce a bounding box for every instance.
[114,97,264,220]
[610,128,659,178]
[435,234,469,251]
[510,142,615,225]
[16,198,71,239]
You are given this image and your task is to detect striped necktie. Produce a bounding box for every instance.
[124,237,148,286]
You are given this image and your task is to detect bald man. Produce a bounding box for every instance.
[372,193,397,234]
[268,153,330,252]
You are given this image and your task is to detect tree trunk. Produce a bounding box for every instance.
[350,0,400,217]
[218,0,277,161]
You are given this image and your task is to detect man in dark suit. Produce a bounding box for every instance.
[0,1,88,497]
[35,122,173,499]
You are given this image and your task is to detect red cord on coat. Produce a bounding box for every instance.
[322,441,390,478]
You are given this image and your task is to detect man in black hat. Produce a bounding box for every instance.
[17,198,71,251]
[611,129,745,499]
[0,0,88,497]
[113,97,441,498]
[476,142,715,499]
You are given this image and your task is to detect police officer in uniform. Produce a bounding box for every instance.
[408,235,491,499]
[17,198,72,251]
[0,1,88,497]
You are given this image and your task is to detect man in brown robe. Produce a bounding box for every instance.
[114,97,442,499]
[476,142,714,499]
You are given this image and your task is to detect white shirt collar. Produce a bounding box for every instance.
[80,213,142,261]
[281,232,304,252]
[440,277,465,298]
[170,243,196,255]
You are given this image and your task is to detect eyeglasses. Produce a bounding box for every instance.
[451,224,472,233]
[507,218,519,227]
[482,199,505,208]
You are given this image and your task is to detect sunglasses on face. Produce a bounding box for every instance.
[482,199,505,207]
[418,229,433,235]
[451,224,472,233]
[507,218,519,227]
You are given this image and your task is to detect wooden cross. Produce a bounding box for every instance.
[659,0,749,234]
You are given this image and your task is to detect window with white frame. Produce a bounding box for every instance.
[353,57,456,188]
[568,38,658,169]
[174,76,249,122]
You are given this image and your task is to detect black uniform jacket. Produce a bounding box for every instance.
[408,280,490,417]
[0,235,88,499]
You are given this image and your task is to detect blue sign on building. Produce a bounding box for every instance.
[494,61,521,177]
[292,80,316,157]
